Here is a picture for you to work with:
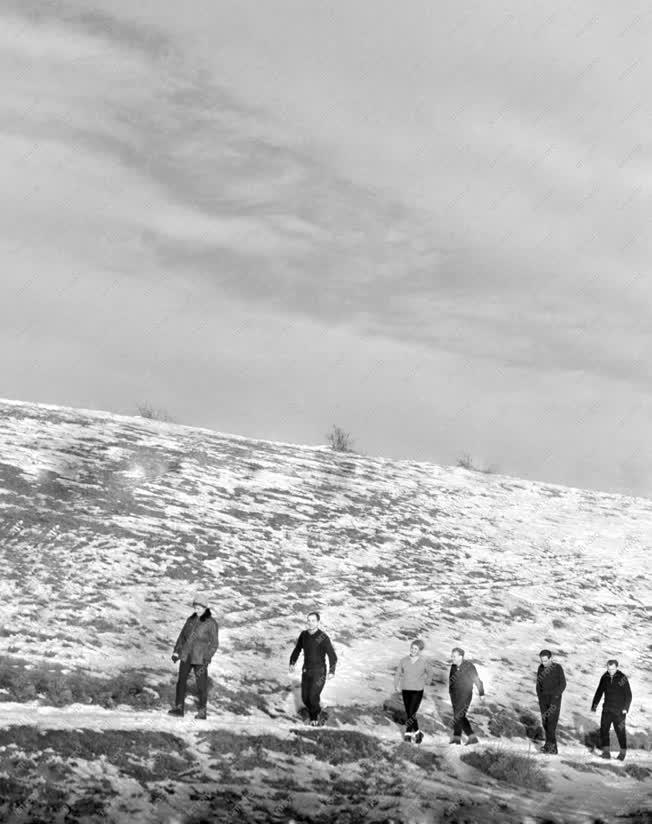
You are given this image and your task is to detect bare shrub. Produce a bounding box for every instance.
[456,453,497,474]
[460,747,550,791]
[136,403,174,423]
[326,425,355,453]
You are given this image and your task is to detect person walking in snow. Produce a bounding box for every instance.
[591,658,632,761]
[289,611,337,726]
[448,647,484,745]
[535,649,566,754]
[168,592,219,719]
[394,639,433,743]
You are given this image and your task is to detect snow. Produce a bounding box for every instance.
[0,397,650,822]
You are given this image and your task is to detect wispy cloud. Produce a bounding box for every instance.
[2,0,652,493]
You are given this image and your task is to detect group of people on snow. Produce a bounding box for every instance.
[167,597,633,761]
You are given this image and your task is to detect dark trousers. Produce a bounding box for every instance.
[402,690,424,733]
[301,668,327,720]
[452,698,474,737]
[175,659,208,710]
[600,709,627,750]
[539,697,561,745]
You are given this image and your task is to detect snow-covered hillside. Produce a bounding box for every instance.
[0,398,650,824]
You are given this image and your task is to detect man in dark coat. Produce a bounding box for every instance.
[168,592,219,719]
[536,649,566,754]
[591,658,632,760]
[448,647,485,745]
[289,611,337,726]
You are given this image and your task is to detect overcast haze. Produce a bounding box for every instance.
[2,0,652,495]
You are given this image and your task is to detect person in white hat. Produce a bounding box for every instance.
[168,592,219,719]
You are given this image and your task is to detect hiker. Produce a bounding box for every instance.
[591,658,632,761]
[394,639,433,744]
[535,649,566,754]
[168,592,219,719]
[289,612,337,726]
[448,647,484,745]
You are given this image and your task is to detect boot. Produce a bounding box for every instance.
[465,734,479,745]
[404,732,413,743]
[167,706,184,717]
[600,747,611,760]
[617,749,626,761]
[414,731,424,745]
[449,735,462,745]
[195,709,207,720]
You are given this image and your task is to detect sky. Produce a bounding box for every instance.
[2,0,652,496]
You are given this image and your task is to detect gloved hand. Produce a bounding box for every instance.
[171,654,179,663]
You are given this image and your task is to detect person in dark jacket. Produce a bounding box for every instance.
[168,592,220,719]
[289,611,337,726]
[591,658,632,760]
[536,649,566,754]
[448,647,484,745]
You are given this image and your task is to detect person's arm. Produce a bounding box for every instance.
[205,620,219,663]
[394,660,404,692]
[289,632,304,668]
[623,676,632,713]
[173,618,190,658]
[535,667,542,698]
[425,660,434,687]
[473,665,485,697]
[557,665,567,695]
[590,676,604,711]
[324,635,337,675]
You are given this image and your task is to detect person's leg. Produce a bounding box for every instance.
[401,690,412,732]
[194,664,208,714]
[599,709,612,751]
[411,690,423,732]
[461,706,474,737]
[307,669,326,721]
[546,699,561,751]
[300,671,310,719]
[451,702,464,740]
[403,691,422,733]
[614,712,627,754]
[174,659,192,711]
[540,699,555,750]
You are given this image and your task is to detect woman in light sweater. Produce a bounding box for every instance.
[394,639,433,743]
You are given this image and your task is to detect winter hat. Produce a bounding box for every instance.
[539,649,552,658]
[192,592,210,610]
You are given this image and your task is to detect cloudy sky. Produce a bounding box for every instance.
[2,0,651,496]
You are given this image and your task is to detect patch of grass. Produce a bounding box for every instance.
[487,705,543,741]
[460,747,551,792]
[625,763,652,781]
[328,702,394,728]
[0,726,194,784]
[291,728,391,766]
[0,655,167,709]
[214,683,272,715]
[202,726,391,770]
